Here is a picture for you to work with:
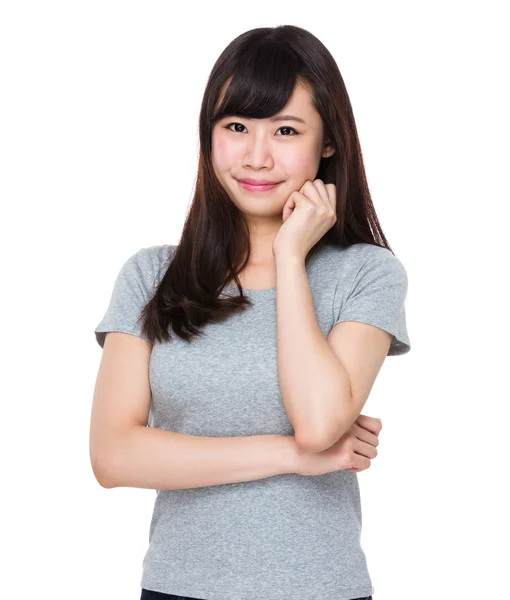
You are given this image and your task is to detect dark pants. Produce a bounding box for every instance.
[141,590,372,600]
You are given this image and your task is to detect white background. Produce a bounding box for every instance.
[1,1,508,599]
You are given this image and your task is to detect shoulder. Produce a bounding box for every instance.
[132,243,175,266]
[316,243,408,296]
[121,244,177,289]
[323,242,395,263]
[134,243,176,268]
[319,242,403,273]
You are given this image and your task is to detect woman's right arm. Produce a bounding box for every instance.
[102,428,299,490]
[90,332,300,489]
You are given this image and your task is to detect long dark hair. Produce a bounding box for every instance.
[140,24,394,344]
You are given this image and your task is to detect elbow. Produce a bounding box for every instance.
[295,434,336,454]
[295,421,348,454]
[91,454,117,489]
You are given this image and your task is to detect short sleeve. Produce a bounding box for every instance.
[333,254,411,356]
[94,247,156,349]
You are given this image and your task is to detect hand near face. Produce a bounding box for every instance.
[272,179,337,259]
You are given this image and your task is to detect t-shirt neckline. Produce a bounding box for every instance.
[223,246,327,294]
[224,282,276,294]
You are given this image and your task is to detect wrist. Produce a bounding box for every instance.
[281,434,304,475]
[273,247,306,266]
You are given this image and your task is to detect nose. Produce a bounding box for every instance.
[242,132,275,170]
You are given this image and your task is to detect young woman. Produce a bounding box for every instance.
[91,24,411,600]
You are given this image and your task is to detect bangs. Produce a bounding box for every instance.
[212,42,307,123]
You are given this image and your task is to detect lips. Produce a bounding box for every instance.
[237,180,281,192]
[238,178,280,185]
[236,177,282,192]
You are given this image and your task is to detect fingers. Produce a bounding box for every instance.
[351,454,371,471]
[300,180,323,205]
[312,179,336,211]
[353,423,380,448]
[356,414,382,435]
[353,438,378,459]
[302,179,336,212]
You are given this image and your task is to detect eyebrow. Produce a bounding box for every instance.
[268,114,306,124]
[224,114,306,124]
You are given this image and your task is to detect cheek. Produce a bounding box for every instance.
[212,134,237,169]
[280,146,318,177]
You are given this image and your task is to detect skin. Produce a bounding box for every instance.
[212,79,336,277]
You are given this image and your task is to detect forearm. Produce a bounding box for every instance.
[98,427,299,490]
[275,253,352,450]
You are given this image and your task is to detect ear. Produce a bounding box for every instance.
[321,140,336,158]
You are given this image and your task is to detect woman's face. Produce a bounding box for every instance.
[212,81,335,218]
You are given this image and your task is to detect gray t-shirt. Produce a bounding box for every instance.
[94,242,411,600]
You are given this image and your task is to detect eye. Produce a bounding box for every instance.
[224,122,299,136]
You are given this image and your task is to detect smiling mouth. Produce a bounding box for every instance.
[237,180,282,192]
